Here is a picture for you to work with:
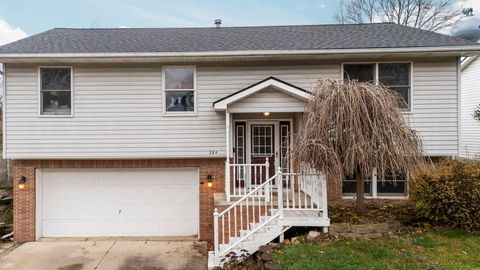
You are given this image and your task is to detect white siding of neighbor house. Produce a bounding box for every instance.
[4,58,458,159]
[460,57,480,158]
[228,87,307,113]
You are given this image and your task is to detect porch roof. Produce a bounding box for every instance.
[213,77,312,111]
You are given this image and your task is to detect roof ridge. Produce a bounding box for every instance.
[52,22,396,31]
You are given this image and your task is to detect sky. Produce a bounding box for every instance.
[0,0,479,46]
[0,0,338,45]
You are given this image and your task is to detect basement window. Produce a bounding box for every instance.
[39,67,72,116]
[163,66,196,113]
[342,169,408,198]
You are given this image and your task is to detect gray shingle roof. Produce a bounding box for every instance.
[0,23,477,54]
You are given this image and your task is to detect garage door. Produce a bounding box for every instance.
[36,168,199,238]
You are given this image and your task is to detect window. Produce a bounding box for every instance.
[342,169,408,197]
[280,123,290,171]
[40,67,72,115]
[252,125,274,156]
[342,174,372,196]
[378,63,410,109]
[377,170,408,196]
[236,123,246,180]
[163,66,195,113]
[343,63,411,108]
[343,64,375,83]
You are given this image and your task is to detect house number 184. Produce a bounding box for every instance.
[209,150,218,155]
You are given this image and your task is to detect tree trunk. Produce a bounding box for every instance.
[356,173,365,214]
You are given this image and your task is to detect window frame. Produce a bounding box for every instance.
[342,168,409,199]
[162,65,197,116]
[251,124,274,157]
[38,66,74,118]
[341,61,413,111]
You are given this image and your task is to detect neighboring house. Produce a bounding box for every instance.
[461,56,480,158]
[0,23,479,267]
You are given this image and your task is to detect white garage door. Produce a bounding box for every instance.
[36,168,199,238]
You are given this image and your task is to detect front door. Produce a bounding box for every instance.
[249,124,277,185]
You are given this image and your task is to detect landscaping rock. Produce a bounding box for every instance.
[264,261,281,270]
[291,237,301,244]
[329,222,402,239]
[307,230,321,240]
[261,252,273,262]
[283,239,291,245]
[258,245,272,254]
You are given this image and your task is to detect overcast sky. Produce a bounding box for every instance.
[0,0,479,46]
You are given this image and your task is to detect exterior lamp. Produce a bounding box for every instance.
[18,176,27,190]
[263,112,270,117]
[207,175,213,188]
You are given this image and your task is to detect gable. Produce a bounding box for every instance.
[213,77,311,111]
[228,87,307,113]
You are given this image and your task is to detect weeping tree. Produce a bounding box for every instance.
[474,104,480,121]
[291,79,426,214]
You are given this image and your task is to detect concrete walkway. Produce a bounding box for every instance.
[0,240,207,270]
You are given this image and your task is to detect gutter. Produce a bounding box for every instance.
[0,45,480,59]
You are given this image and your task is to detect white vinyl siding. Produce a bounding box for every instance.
[460,57,480,158]
[228,87,306,113]
[410,58,459,156]
[4,59,459,159]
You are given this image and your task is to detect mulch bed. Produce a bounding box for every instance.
[329,199,415,225]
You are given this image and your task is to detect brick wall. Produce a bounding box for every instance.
[12,158,344,244]
[12,158,225,243]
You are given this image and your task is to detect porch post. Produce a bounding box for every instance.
[277,167,284,219]
[225,111,231,202]
[372,168,377,199]
[265,158,270,202]
[321,173,328,220]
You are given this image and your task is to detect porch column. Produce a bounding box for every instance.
[225,111,231,202]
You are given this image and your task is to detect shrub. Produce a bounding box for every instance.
[411,158,480,232]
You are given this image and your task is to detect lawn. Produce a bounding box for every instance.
[274,230,480,270]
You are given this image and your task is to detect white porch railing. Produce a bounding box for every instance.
[282,173,328,219]
[225,158,270,201]
[212,168,328,265]
[214,171,277,258]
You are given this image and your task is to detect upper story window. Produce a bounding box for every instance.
[40,67,72,116]
[343,63,411,109]
[343,64,375,83]
[163,66,196,113]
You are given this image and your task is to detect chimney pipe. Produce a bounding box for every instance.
[214,19,222,28]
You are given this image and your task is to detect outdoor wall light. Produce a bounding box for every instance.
[207,174,213,188]
[18,176,27,190]
[263,112,271,117]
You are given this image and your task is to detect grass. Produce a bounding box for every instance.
[274,230,480,270]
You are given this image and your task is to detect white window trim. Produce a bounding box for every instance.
[251,124,275,157]
[162,65,197,116]
[342,168,409,199]
[341,61,413,111]
[38,66,74,118]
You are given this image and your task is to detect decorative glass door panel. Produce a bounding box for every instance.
[250,125,275,185]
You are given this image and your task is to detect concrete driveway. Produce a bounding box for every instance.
[0,239,207,270]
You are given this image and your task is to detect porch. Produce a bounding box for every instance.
[209,77,330,267]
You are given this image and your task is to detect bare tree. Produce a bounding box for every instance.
[474,104,480,121]
[335,0,462,32]
[291,79,427,214]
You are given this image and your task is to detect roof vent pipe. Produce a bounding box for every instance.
[214,19,222,28]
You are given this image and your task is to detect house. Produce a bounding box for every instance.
[461,56,480,158]
[0,23,479,267]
